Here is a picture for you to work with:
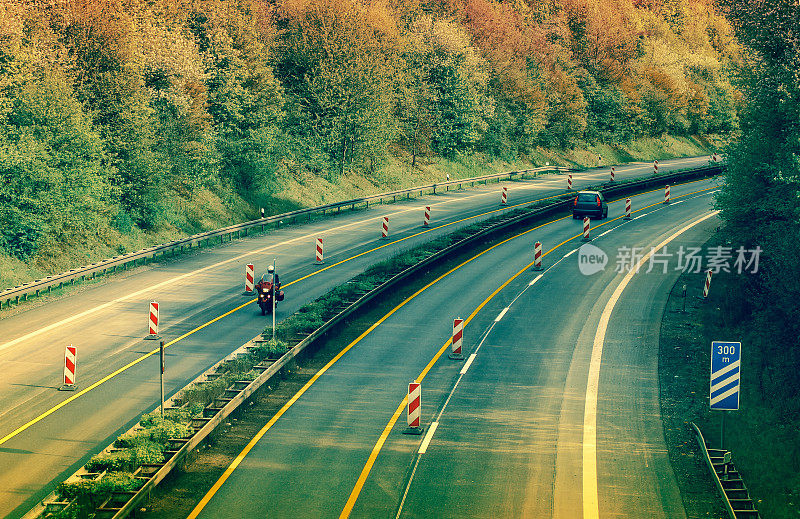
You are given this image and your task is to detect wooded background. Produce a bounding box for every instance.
[0,0,740,272]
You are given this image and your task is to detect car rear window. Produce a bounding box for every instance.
[577,193,596,202]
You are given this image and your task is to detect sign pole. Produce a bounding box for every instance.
[720,412,725,450]
[159,340,165,419]
[272,258,277,342]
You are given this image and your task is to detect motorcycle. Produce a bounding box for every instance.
[255,274,284,315]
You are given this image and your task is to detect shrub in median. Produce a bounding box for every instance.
[56,471,143,514]
[85,441,164,472]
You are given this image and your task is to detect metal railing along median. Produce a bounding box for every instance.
[0,165,570,309]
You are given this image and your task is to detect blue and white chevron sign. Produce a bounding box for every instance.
[710,341,741,410]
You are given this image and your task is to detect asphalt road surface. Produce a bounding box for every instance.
[187,176,721,518]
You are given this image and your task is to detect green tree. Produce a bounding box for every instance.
[204,13,286,195]
[716,0,800,415]
[0,72,110,259]
[275,0,400,176]
[418,18,492,158]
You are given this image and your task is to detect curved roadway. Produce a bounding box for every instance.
[186,177,721,518]
[0,157,709,517]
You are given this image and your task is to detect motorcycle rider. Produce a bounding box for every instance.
[267,265,279,288]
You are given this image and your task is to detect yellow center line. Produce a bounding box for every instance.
[582,210,720,518]
[338,182,719,517]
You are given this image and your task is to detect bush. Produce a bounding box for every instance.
[57,471,143,510]
[116,420,192,448]
[85,441,164,472]
[180,376,230,407]
[139,403,204,428]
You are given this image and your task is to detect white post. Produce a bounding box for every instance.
[159,340,165,419]
[272,258,277,341]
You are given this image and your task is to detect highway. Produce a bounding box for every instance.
[185,176,720,518]
[0,156,709,518]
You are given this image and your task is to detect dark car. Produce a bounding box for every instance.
[573,190,608,219]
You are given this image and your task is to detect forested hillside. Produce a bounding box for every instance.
[0,0,740,285]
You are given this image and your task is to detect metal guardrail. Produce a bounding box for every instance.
[0,166,571,309]
[26,164,723,519]
[691,423,760,519]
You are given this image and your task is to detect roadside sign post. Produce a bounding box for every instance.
[272,258,277,342]
[681,284,687,312]
[159,341,165,419]
[710,341,741,449]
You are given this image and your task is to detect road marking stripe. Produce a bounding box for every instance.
[672,200,685,205]
[185,177,717,518]
[564,249,578,258]
[597,229,613,238]
[460,354,477,375]
[0,192,559,353]
[632,214,647,220]
[529,274,544,286]
[417,421,439,454]
[340,187,727,516]
[582,210,720,519]
[0,298,255,447]
[494,308,509,322]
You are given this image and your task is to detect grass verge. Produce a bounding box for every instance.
[659,233,798,518]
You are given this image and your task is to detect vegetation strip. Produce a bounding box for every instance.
[659,248,795,517]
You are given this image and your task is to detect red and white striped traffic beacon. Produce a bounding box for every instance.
[403,381,424,435]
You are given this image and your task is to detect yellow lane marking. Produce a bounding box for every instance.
[190,177,717,518]
[0,189,547,353]
[582,210,720,518]
[339,183,719,518]
[286,192,566,286]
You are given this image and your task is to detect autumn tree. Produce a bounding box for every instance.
[275,0,402,176]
